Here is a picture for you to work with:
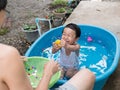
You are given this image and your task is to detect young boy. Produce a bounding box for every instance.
[52,23,81,79]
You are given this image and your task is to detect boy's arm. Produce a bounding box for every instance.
[65,44,80,51]
[60,39,80,51]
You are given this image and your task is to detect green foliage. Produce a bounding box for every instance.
[55,7,66,13]
[23,24,37,31]
[51,0,68,7]
[66,8,73,13]
[0,28,9,35]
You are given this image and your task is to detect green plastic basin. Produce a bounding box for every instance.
[24,56,61,88]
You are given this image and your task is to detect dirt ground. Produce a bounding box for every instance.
[0,0,53,55]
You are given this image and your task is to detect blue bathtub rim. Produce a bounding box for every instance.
[82,25,120,82]
[25,24,120,82]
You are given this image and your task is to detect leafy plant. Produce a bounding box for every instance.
[23,24,37,31]
[55,7,66,13]
[51,0,68,7]
[66,8,73,13]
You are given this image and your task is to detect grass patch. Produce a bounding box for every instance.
[0,28,9,35]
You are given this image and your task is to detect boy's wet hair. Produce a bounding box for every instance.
[63,23,81,38]
[0,0,7,11]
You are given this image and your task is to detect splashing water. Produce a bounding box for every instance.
[41,46,60,60]
[40,39,114,76]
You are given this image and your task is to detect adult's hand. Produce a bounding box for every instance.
[44,60,60,76]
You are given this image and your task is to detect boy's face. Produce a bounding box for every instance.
[62,28,77,44]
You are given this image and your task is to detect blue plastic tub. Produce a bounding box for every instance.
[25,24,120,90]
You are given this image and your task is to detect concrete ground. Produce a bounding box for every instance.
[65,1,120,90]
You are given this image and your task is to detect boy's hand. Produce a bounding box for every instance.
[60,39,67,48]
[52,42,61,53]
[53,42,61,50]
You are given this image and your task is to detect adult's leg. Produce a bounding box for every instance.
[68,68,95,90]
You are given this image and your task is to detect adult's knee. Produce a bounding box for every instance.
[80,68,95,81]
[67,68,95,90]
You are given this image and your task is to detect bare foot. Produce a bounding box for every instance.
[65,69,78,78]
[60,68,65,79]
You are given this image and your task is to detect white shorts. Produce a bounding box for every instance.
[54,82,77,90]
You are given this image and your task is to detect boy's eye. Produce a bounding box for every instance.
[68,34,72,38]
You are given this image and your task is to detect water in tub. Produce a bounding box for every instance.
[40,36,114,76]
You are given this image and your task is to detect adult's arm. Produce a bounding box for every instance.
[0,44,33,90]
[36,60,59,90]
